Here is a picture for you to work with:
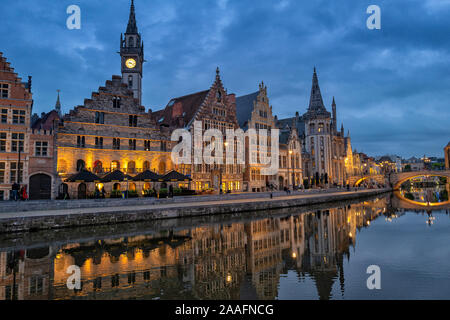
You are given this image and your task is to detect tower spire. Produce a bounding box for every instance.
[126,0,138,34]
[308,67,326,113]
[55,90,61,116]
[332,96,337,134]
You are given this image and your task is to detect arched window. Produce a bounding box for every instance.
[129,183,136,192]
[76,160,85,172]
[111,161,120,171]
[113,183,121,191]
[93,161,103,174]
[143,161,150,171]
[128,75,133,88]
[128,37,134,47]
[127,161,136,174]
[143,182,151,191]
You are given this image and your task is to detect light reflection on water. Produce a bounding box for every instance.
[0,195,449,300]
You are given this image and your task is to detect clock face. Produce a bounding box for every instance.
[125,58,137,69]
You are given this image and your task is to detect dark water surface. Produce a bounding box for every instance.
[0,194,449,300]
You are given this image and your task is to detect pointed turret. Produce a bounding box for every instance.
[303,67,331,120]
[126,0,138,34]
[332,97,337,134]
[341,123,344,136]
[55,90,62,116]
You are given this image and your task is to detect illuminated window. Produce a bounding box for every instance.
[111,161,120,171]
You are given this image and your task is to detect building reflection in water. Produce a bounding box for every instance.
[0,198,390,300]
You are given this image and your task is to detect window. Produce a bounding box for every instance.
[0,83,9,98]
[113,96,121,109]
[216,90,222,102]
[129,115,138,127]
[144,140,151,151]
[10,162,23,183]
[29,276,44,295]
[0,162,5,183]
[95,112,105,124]
[1,109,7,123]
[160,141,167,152]
[318,123,324,133]
[12,110,25,124]
[129,139,136,150]
[77,136,85,148]
[111,161,120,171]
[35,141,48,156]
[95,137,103,149]
[0,132,6,152]
[11,133,24,152]
[113,138,120,150]
[76,160,85,172]
[128,75,133,88]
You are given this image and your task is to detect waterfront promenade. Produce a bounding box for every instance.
[0,188,390,233]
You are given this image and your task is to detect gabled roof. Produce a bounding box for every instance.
[66,170,100,183]
[101,170,133,182]
[156,90,209,128]
[132,170,161,182]
[236,91,259,130]
[277,115,305,137]
[31,110,60,130]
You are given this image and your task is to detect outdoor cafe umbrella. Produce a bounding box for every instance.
[65,170,101,183]
[160,170,192,182]
[101,170,134,183]
[132,170,161,182]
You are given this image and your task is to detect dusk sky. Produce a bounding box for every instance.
[1,0,449,158]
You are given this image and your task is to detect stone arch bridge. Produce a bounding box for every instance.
[389,170,450,190]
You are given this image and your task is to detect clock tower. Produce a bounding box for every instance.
[120,0,144,105]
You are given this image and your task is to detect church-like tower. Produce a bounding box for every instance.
[120,0,144,105]
[303,68,333,181]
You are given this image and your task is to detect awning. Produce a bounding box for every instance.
[65,170,101,183]
[161,170,192,182]
[132,170,161,182]
[101,170,134,183]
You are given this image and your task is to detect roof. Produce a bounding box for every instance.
[303,68,331,120]
[101,170,134,182]
[277,116,305,137]
[31,110,60,130]
[161,170,192,182]
[378,156,393,163]
[156,90,209,128]
[279,130,291,145]
[132,170,161,182]
[235,91,259,130]
[66,170,100,183]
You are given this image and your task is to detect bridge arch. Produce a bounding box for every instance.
[391,171,450,190]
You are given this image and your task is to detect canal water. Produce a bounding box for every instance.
[0,193,449,300]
